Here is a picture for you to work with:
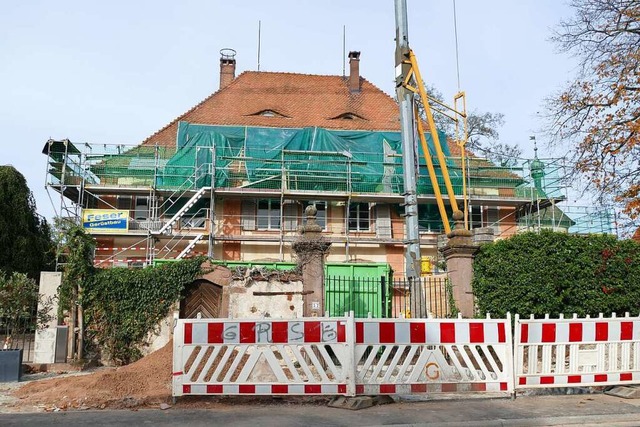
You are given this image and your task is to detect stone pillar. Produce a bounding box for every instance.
[34,272,62,364]
[440,211,479,318]
[292,205,331,317]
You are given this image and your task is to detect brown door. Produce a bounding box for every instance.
[180,279,223,318]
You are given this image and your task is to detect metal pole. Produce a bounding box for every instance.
[208,144,216,258]
[257,20,261,71]
[395,0,421,279]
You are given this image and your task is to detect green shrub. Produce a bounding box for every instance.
[82,257,205,365]
[0,272,55,342]
[472,230,640,318]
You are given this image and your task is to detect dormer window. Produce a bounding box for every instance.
[330,112,367,121]
[248,109,289,118]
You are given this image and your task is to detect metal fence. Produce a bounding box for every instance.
[325,276,451,319]
[0,302,38,363]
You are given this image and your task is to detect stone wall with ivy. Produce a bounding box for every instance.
[472,230,640,318]
[82,257,206,365]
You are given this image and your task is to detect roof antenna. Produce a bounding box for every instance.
[452,0,462,90]
[342,25,346,77]
[257,20,262,71]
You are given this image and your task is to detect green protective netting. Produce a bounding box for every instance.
[158,124,246,188]
[157,121,461,193]
[517,204,615,235]
[87,145,172,187]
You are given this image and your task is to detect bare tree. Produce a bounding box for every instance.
[422,85,519,166]
[547,0,640,227]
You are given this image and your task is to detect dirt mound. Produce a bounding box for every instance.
[12,340,173,410]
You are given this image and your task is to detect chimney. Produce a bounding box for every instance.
[348,51,361,92]
[219,48,237,90]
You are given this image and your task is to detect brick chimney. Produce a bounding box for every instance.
[219,48,236,90]
[348,51,361,92]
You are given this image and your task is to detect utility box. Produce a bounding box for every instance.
[55,326,68,363]
[0,349,23,382]
[420,257,432,276]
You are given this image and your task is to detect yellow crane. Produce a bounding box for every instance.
[402,51,470,234]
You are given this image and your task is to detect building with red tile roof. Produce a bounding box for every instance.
[44,50,540,284]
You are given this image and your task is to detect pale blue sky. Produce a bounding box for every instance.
[0,0,575,219]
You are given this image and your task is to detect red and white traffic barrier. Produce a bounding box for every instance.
[355,318,507,344]
[355,382,509,395]
[515,313,640,389]
[354,315,514,395]
[180,384,348,395]
[173,314,515,399]
[182,319,347,344]
[173,312,640,399]
[173,316,355,397]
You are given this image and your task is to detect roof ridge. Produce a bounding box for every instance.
[240,70,348,79]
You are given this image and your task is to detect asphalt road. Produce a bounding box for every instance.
[2,394,640,426]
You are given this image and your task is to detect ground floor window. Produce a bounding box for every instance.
[257,199,281,230]
[117,195,132,210]
[348,202,370,231]
[471,205,482,229]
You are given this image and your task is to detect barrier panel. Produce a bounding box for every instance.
[174,312,640,398]
[514,313,640,389]
[354,314,514,395]
[172,317,355,397]
[173,314,515,398]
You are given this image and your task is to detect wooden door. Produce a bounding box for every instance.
[180,279,223,318]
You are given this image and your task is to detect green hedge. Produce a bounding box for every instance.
[472,231,640,318]
[82,257,205,364]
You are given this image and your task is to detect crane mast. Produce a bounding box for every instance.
[394,0,421,279]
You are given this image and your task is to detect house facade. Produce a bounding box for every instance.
[44,51,552,276]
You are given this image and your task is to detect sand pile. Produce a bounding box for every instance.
[12,340,173,410]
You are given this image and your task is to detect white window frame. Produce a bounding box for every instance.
[348,202,371,232]
[257,199,281,230]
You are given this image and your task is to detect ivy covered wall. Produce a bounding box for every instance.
[80,258,205,365]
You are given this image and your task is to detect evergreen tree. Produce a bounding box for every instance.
[0,166,54,277]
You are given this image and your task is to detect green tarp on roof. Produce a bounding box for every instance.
[157,122,460,192]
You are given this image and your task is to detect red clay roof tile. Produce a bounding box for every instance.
[142,71,402,147]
